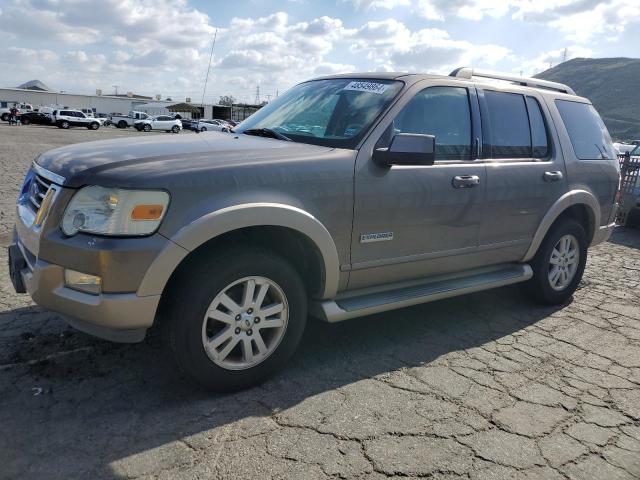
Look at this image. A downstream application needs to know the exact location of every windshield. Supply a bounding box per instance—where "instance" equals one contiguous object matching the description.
[631,144,640,156]
[235,78,403,148]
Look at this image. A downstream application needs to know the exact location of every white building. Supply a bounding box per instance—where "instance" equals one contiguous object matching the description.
[0,84,227,119]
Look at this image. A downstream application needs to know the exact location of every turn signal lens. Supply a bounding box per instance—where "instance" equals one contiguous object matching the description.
[131,204,164,221]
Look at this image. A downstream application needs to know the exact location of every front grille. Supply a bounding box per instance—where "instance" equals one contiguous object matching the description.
[27,174,53,215]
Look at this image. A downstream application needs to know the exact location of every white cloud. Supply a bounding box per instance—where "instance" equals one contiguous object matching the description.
[349,23,511,73]
[344,0,410,11]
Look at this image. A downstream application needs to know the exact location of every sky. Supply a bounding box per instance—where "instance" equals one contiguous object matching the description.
[0,0,639,104]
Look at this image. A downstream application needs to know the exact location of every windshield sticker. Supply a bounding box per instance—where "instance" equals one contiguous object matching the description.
[343,81,390,94]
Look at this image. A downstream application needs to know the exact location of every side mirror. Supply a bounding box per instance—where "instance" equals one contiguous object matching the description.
[373,133,436,166]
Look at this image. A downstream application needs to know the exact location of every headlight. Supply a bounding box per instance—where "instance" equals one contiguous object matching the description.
[61,186,169,236]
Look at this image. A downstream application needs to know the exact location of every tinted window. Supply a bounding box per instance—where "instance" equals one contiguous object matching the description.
[484,91,530,159]
[555,100,614,160]
[526,97,550,158]
[60,111,71,116]
[392,86,472,160]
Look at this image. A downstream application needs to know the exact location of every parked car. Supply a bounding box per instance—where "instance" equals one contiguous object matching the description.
[111,111,151,128]
[179,118,197,131]
[52,109,101,129]
[8,69,619,391]
[195,119,230,132]
[134,115,182,133]
[17,112,53,126]
[0,103,33,121]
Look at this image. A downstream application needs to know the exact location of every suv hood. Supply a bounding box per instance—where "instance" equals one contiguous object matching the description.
[35,132,337,188]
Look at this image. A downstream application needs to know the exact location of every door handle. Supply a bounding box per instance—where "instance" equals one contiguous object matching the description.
[543,171,563,182]
[452,175,480,188]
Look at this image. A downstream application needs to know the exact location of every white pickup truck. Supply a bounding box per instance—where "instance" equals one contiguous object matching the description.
[0,103,33,121]
[111,111,150,128]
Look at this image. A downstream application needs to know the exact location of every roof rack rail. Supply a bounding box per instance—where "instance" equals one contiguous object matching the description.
[449,67,576,95]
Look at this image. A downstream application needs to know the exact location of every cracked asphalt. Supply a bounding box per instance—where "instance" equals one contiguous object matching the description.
[1,123,639,479]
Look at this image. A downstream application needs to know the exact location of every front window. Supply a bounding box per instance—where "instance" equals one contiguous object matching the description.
[235,78,403,148]
[631,144,640,157]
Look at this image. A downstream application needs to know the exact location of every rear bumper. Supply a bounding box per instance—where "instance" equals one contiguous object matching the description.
[9,240,160,343]
[591,222,615,246]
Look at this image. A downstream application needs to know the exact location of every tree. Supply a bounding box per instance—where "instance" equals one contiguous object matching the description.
[219,95,236,106]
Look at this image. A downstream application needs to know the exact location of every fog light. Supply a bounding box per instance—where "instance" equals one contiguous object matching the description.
[64,269,102,295]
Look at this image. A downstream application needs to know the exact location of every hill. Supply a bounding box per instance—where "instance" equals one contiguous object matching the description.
[536,57,640,141]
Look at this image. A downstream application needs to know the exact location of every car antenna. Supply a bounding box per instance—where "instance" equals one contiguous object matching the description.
[200,28,218,119]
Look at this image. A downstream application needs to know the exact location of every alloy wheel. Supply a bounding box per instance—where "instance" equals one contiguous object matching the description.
[201,276,289,370]
[548,234,579,291]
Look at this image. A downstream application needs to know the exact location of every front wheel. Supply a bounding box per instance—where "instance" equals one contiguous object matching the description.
[171,125,180,133]
[526,219,587,305]
[162,247,307,391]
[143,124,151,132]
[88,122,99,130]
[1,113,8,122]
[21,118,30,125]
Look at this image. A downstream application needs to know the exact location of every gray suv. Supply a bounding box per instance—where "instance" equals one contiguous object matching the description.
[8,68,619,391]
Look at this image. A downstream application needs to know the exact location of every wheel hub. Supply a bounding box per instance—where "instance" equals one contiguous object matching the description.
[238,312,253,331]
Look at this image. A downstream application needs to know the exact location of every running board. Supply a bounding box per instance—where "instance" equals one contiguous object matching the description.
[313,264,532,323]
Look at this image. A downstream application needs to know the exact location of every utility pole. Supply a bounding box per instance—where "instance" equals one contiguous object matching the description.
[254,85,260,105]
[562,47,568,63]
[112,85,119,96]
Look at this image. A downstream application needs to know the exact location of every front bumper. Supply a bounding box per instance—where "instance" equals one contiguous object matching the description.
[9,236,161,343]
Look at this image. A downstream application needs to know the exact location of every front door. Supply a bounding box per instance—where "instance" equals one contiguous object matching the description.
[349,83,488,290]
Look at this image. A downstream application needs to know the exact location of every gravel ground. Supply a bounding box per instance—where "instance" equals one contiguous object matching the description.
[1,122,639,479]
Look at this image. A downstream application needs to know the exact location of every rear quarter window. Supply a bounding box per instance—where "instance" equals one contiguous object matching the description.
[555,100,615,160]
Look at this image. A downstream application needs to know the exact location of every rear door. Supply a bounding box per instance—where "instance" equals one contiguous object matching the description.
[477,88,566,260]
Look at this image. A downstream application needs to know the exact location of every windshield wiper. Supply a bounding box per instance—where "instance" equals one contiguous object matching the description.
[242,127,293,142]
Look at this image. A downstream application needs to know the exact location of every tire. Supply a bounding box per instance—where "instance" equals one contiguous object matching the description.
[222,128,228,133]
[162,247,308,391]
[201,127,207,132]
[1,113,8,122]
[21,118,30,125]
[60,121,70,129]
[117,120,127,129]
[526,219,588,305]
[89,122,99,130]
[143,124,151,132]
[171,125,180,133]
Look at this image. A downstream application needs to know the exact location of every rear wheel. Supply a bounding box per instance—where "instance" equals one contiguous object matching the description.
[21,118,30,125]
[201,127,207,132]
[526,219,587,305]
[1,113,8,122]
[117,120,127,129]
[59,120,70,129]
[162,247,307,391]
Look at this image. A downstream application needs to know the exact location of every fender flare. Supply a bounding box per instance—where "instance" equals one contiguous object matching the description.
[522,189,600,262]
[137,203,341,299]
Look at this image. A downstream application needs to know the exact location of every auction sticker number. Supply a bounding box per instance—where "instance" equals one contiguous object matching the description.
[343,81,390,94]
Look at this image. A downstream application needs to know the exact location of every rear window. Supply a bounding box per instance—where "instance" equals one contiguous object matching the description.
[555,100,615,160]
[483,91,531,159]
